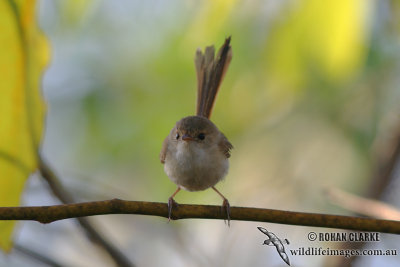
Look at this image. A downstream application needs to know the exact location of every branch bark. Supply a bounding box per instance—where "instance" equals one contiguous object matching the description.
[0,199,399,234]
[38,157,134,267]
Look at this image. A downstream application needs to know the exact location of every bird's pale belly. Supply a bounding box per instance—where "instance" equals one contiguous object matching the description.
[164,143,229,191]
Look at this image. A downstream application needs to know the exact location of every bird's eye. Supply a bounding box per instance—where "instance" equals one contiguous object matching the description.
[175,133,180,140]
[198,133,205,140]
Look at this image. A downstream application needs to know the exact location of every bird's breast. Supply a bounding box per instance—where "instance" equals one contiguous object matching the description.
[164,142,229,191]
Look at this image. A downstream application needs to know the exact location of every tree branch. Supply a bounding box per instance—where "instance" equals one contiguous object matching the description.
[0,199,399,234]
[38,157,134,267]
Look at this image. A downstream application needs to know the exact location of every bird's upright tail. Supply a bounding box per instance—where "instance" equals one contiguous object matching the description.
[195,37,232,119]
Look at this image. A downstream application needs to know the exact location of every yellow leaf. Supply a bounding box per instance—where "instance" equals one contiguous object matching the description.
[265,0,372,87]
[0,0,48,251]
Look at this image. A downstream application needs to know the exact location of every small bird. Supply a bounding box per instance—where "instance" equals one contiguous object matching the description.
[160,37,233,224]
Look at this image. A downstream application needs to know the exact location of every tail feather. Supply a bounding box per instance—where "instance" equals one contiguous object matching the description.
[195,37,232,118]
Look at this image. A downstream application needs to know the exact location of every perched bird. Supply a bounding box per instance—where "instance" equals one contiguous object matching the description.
[160,37,233,224]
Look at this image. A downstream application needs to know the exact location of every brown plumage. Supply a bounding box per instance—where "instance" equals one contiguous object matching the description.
[160,37,233,224]
[195,37,232,119]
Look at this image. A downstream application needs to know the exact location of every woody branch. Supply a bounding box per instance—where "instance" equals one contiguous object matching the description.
[0,199,399,234]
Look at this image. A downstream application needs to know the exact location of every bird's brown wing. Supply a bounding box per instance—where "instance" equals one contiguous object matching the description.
[160,137,169,164]
[219,134,233,158]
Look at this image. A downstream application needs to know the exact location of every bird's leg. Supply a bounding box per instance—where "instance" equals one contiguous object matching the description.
[212,186,230,226]
[168,187,181,222]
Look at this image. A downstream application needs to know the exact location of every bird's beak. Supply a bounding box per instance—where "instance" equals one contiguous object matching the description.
[182,134,194,141]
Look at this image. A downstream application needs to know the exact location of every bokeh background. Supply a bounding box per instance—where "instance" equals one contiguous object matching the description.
[1,0,400,266]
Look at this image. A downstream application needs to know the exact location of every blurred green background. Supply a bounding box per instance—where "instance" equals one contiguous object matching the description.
[4,0,400,266]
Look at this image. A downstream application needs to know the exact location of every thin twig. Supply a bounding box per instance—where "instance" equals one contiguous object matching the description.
[369,123,400,199]
[14,244,63,267]
[327,187,400,220]
[335,122,400,267]
[38,157,134,267]
[0,199,399,234]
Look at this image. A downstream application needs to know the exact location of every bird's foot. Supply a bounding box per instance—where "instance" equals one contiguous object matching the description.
[167,197,178,222]
[222,198,231,227]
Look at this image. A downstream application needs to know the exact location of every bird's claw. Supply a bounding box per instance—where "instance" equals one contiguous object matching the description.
[222,198,231,227]
[168,197,178,222]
